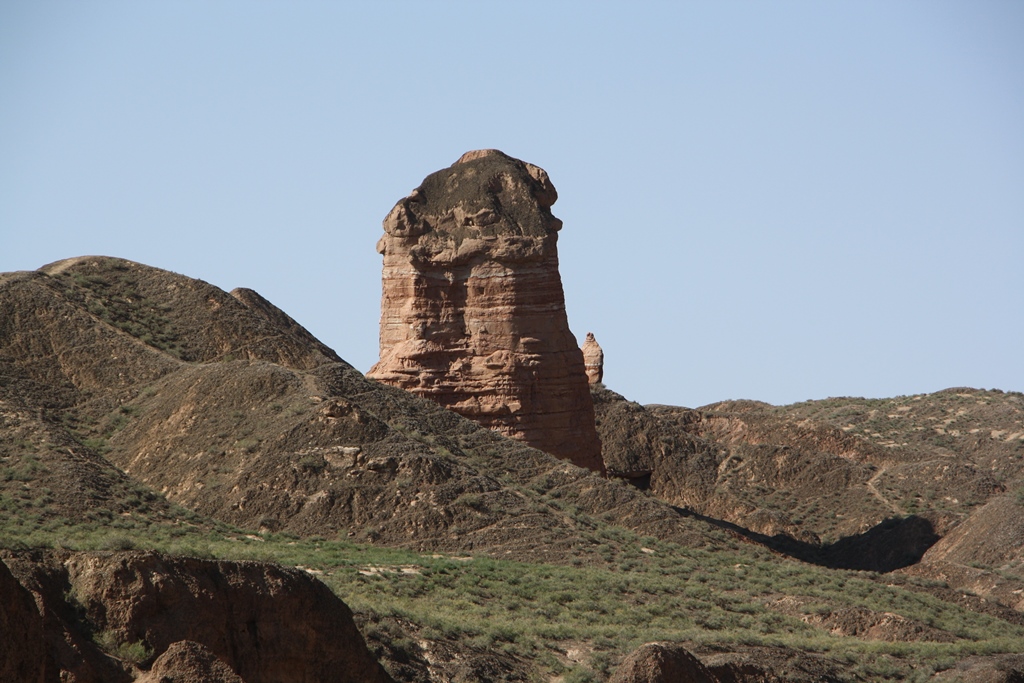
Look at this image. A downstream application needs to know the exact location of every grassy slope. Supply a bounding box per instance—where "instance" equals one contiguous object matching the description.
[3,502,1023,682]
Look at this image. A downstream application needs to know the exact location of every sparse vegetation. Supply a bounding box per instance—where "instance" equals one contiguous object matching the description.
[94,630,153,664]
[298,453,327,473]
[3,258,1023,681]
[54,262,186,358]
[2,506,1023,680]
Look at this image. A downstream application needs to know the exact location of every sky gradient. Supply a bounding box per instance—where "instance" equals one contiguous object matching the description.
[2,1,1022,408]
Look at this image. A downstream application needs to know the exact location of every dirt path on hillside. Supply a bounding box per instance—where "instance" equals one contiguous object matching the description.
[866,467,903,515]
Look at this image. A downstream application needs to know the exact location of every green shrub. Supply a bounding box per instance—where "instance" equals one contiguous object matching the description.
[297,454,327,473]
[95,630,153,664]
[100,535,137,551]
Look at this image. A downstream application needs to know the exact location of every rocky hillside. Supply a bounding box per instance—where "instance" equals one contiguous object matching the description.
[0,256,718,559]
[593,384,1024,604]
[3,255,1024,682]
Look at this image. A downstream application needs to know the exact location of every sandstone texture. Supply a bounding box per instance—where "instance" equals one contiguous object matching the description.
[135,640,245,683]
[0,550,394,683]
[591,385,1024,574]
[581,332,604,385]
[368,150,604,473]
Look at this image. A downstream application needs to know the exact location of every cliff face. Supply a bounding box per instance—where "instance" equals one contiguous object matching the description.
[368,150,604,473]
[0,550,394,683]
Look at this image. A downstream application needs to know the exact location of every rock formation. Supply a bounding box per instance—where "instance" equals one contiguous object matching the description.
[136,641,245,683]
[368,149,604,473]
[0,559,47,683]
[581,332,604,384]
[609,643,715,683]
[0,550,395,683]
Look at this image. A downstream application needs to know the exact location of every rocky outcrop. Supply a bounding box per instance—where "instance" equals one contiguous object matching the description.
[920,494,1024,569]
[581,332,604,384]
[68,552,393,683]
[0,558,48,683]
[609,643,715,683]
[136,641,245,683]
[611,642,861,683]
[0,550,394,683]
[930,655,1024,683]
[368,149,604,473]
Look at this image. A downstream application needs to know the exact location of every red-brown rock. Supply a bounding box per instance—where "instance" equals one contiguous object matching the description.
[0,558,48,683]
[368,149,604,473]
[581,332,604,385]
[0,550,393,683]
[65,552,393,683]
[135,640,245,683]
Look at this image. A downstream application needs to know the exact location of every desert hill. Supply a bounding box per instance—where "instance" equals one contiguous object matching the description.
[3,255,1024,681]
[594,385,1024,602]
[0,256,722,558]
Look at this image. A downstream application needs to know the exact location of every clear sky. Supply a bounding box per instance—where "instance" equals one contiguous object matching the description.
[2,1,1022,408]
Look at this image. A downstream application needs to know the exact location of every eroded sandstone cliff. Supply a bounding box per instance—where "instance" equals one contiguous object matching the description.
[368,150,604,473]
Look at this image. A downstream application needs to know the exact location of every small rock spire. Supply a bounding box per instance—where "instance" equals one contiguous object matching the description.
[581,332,604,385]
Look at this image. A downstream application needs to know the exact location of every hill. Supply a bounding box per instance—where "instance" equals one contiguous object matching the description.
[2,256,1024,682]
[594,386,1024,602]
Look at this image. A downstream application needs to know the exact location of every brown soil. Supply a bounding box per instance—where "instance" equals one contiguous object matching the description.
[930,654,1024,683]
[355,612,531,683]
[135,641,245,683]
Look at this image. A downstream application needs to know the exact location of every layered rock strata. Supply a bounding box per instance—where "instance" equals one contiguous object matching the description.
[368,149,604,473]
[581,332,604,384]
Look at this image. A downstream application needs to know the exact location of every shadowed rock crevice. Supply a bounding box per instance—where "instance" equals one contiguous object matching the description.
[675,507,940,572]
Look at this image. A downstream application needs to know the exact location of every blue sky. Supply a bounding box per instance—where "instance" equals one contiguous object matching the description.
[2,1,1022,407]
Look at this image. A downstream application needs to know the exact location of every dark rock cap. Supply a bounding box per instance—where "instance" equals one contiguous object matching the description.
[381,149,562,251]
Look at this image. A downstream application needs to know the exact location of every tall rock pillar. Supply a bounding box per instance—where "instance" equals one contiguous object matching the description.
[368,149,605,474]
